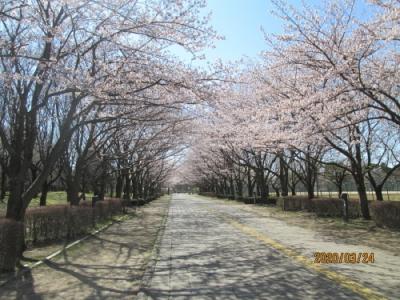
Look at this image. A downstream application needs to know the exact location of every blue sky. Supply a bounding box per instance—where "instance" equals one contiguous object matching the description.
[180,0,371,65]
[192,0,310,64]
[203,0,276,62]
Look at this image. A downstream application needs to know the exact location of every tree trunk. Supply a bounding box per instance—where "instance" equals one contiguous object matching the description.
[6,149,28,221]
[131,174,138,199]
[375,185,384,201]
[39,180,49,206]
[123,173,131,200]
[109,183,114,197]
[66,176,80,205]
[257,170,267,200]
[229,176,235,197]
[138,177,144,198]
[5,174,27,264]
[116,174,123,198]
[98,162,107,200]
[247,168,253,197]
[224,178,229,196]
[337,184,343,199]
[353,143,371,220]
[66,174,80,205]
[0,168,6,201]
[306,184,315,199]
[236,179,243,198]
[279,155,289,197]
[273,186,280,197]
[356,178,370,219]
[30,166,39,198]
[81,175,86,200]
[305,151,316,199]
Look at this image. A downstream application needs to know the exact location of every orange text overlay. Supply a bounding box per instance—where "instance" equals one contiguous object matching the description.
[314,252,375,264]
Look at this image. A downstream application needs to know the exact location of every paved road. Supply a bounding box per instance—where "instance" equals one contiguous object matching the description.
[138,194,399,300]
[1,194,398,299]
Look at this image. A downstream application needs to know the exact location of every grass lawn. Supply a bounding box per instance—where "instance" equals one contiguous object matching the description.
[0,191,94,216]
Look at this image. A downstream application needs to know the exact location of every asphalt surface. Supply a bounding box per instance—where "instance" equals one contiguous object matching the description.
[1,194,398,300]
[138,194,395,300]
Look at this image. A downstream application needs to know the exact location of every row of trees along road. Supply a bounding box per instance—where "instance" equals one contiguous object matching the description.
[179,0,400,220]
[0,0,221,260]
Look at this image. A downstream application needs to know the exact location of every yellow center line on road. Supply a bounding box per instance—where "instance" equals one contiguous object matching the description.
[201,204,386,300]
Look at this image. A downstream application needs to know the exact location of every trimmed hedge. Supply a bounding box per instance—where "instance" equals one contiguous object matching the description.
[132,198,147,206]
[241,197,278,205]
[301,198,315,211]
[0,195,168,272]
[198,192,217,197]
[277,196,308,211]
[243,197,255,204]
[127,193,163,206]
[23,198,125,245]
[312,198,342,217]
[0,219,24,271]
[312,198,362,218]
[371,201,400,229]
[256,197,278,205]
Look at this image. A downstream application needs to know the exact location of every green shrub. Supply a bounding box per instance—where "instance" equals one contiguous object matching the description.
[371,201,400,229]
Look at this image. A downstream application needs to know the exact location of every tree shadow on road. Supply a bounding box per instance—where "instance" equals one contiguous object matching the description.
[0,267,43,300]
[0,220,160,299]
[139,242,369,300]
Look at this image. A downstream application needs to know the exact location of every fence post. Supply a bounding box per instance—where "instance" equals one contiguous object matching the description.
[341,193,349,222]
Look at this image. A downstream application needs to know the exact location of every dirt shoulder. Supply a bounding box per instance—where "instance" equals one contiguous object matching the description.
[215,197,400,255]
[0,195,171,299]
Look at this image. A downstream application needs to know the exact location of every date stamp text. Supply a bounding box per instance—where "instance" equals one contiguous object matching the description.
[314,252,375,264]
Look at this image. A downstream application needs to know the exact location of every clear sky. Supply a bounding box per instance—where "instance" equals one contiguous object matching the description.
[182,0,370,65]
[202,0,276,62]
[191,0,308,64]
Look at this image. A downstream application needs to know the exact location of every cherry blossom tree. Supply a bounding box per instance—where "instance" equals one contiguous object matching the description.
[0,0,219,269]
[0,0,218,222]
